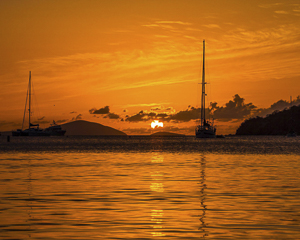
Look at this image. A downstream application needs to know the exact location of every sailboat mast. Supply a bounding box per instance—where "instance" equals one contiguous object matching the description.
[28,71,31,129]
[201,40,206,125]
[21,84,29,130]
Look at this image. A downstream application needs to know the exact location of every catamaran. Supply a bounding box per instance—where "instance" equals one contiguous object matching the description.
[195,40,216,138]
[12,72,50,136]
[44,120,66,136]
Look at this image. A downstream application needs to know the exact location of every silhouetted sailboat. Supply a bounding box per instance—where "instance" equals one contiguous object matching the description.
[195,40,216,138]
[12,72,50,136]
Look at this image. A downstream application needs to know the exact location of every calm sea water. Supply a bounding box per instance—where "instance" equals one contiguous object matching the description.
[1,136,300,239]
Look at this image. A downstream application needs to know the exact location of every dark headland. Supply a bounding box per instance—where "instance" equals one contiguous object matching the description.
[236,105,300,135]
[150,131,185,137]
[61,120,127,136]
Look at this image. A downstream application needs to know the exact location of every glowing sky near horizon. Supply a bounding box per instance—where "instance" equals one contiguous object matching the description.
[1,0,300,134]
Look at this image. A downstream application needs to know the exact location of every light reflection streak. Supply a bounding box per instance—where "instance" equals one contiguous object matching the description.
[26,158,33,238]
[150,153,165,237]
[151,154,164,163]
[151,210,165,237]
[199,155,208,238]
[150,182,164,192]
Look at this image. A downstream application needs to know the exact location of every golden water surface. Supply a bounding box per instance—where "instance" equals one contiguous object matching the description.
[1,137,300,239]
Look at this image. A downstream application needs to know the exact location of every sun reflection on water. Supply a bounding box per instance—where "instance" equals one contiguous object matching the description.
[151,154,164,163]
[151,209,165,237]
[150,182,164,192]
[151,171,164,192]
[150,153,165,237]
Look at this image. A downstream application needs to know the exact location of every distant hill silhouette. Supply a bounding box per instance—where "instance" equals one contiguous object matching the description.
[236,105,300,135]
[61,120,126,136]
[150,131,185,136]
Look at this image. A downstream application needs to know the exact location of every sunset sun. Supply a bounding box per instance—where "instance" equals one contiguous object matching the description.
[151,120,163,129]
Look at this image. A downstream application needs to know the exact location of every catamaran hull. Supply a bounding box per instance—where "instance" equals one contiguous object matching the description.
[12,129,51,136]
[44,125,66,136]
[19,129,51,136]
[12,130,21,136]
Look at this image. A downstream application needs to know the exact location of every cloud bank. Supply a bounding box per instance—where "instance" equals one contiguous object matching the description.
[124,94,258,123]
[89,106,120,119]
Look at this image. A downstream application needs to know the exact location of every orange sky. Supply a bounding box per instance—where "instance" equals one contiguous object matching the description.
[1,0,300,134]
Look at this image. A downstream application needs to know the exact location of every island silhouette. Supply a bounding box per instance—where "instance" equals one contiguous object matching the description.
[150,132,185,137]
[61,120,126,136]
[236,105,300,135]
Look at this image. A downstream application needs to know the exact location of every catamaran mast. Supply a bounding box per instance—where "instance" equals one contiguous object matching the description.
[201,40,206,126]
[28,71,31,129]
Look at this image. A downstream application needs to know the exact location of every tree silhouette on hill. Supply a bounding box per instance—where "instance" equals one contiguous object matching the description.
[236,105,300,135]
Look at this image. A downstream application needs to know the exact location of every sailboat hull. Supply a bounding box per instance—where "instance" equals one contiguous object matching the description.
[195,128,216,138]
[195,131,216,138]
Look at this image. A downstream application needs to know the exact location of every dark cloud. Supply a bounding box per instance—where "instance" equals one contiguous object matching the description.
[157,113,169,119]
[256,96,300,117]
[104,113,120,119]
[89,106,110,114]
[270,100,290,110]
[125,111,166,122]
[125,94,258,123]
[125,107,202,122]
[89,105,121,120]
[70,111,77,114]
[170,107,201,122]
[72,114,82,121]
[55,119,68,124]
[76,114,83,120]
[124,94,300,124]
[125,111,147,122]
[33,116,50,125]
[125,106,203,122]
[211,94,257,120]
[150,106,175,113]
